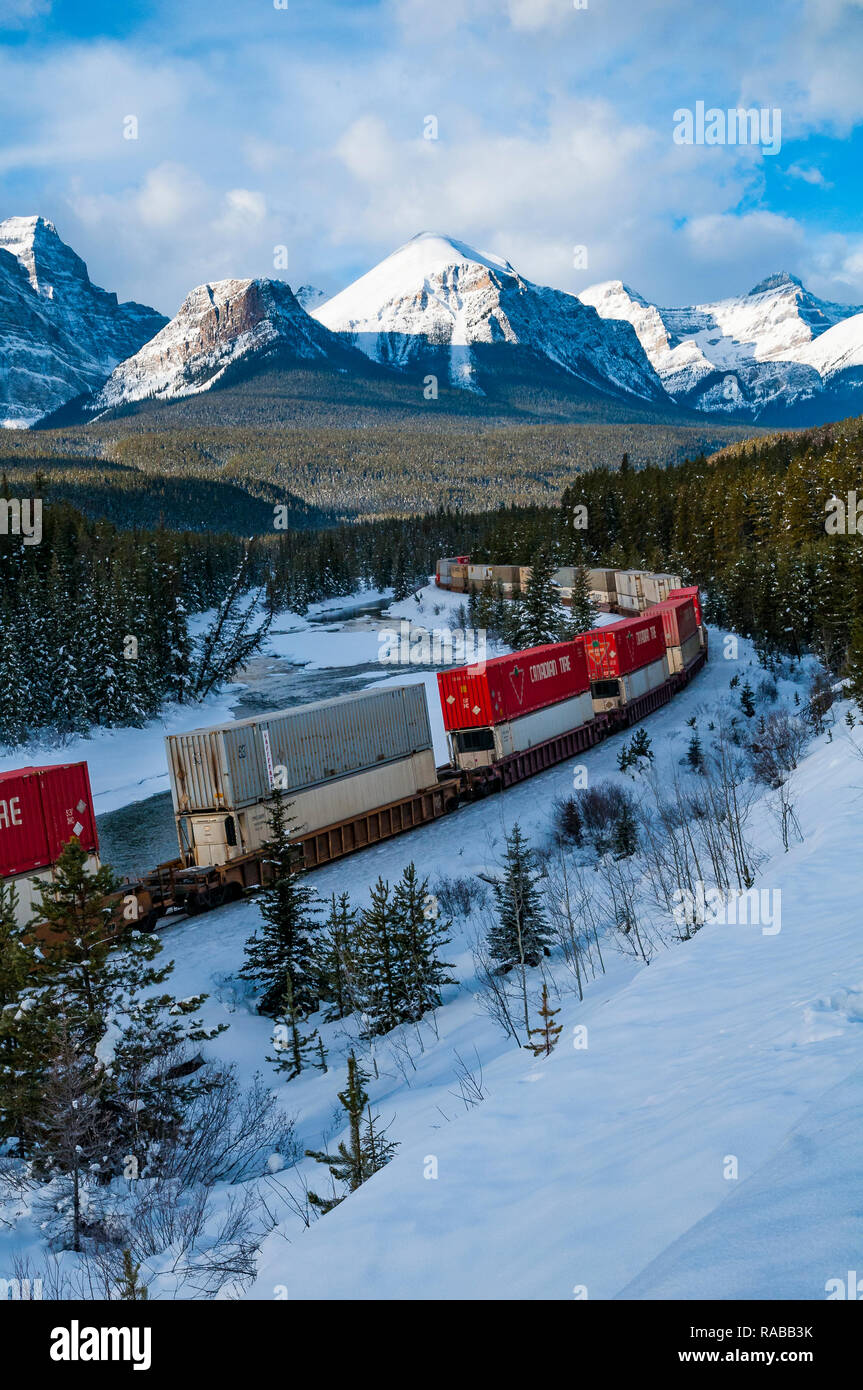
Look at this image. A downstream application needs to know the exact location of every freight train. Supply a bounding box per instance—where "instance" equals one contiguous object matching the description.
[0,576,707,931]
[435,557,690,615]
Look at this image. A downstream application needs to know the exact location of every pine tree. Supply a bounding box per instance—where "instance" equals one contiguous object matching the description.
[27,839,222,1176]
[612,801,639,857]
[528,982,563,1057]
[844,621,863,713]
[567,563,600,636]
[268,969,319,1080]
[740,680,756,717]
[0,880,51,1149]
[317,892,358,1021]
[486,824,551,970]
[687,731,704,771]
[118,1249,149,1300]
[306,1053,397,1213]
[241,787,321,1016]
[353,878,401,1037]
[391,863,455,1022]
[520,546,563,646]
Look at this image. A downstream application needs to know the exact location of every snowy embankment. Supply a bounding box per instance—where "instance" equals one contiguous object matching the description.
[238,662,863,1301]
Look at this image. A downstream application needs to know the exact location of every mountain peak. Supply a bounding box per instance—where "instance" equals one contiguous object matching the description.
[748,272,804,296]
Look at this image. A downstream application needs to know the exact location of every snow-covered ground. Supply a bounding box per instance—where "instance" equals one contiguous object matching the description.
[3,586,859,1301]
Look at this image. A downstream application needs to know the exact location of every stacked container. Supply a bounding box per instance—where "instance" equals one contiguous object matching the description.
[448,562,469,592]
[0,763,100,926]
[435,555,469,587]
[642,572,683,606]
[613,570,651,612]
[578,614,668,711]
[438,641,594,770]
[166,685,437,867]
[668,585,703,628]
[587,569,617,610]
[649,595,701,673]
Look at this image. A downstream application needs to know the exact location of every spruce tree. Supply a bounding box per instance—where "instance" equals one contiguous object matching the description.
[486,824,551,970]
[392,863,455,1022]
[306,1053,397,1214]
[612,801,639,858]
[353,878,401,1037]
[118,1249,149,1301]
[567,564,600,636]
[687,731,704,771]
[521,546,563,646]
[268,969,318,1080]
[317,892,358,1022]
[740,680,756,718]
[241,787,321,1016]
[528,983,563,1057]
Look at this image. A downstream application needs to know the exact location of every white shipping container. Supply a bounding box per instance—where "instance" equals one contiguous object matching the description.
[184,751,438,866]
[665,631,702,674]
[623,655,669,700]
[7,856,102,929]
[496,690,595,758]
[166,684,433,815]
[642,573,683,605]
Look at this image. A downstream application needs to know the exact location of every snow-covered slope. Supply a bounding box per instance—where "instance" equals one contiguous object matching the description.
[91,276,366,411]
[314,232,669,403]
[0,216,167,427]
[579,272,863,421]
[236,640,863,1300]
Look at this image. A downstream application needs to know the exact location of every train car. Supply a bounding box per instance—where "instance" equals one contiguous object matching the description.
[435,555,469,588]
[613,569,652,613]
[650,594,701,674]
[642,572,683,607]
[668,585,704,629]
[165,684,441,870]
[438,640,594,774]
[579,612,668,713]
[0,763,100,929]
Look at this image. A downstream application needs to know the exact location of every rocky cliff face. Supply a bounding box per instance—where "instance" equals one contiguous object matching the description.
[91,275,367,411]
[0,216,167,427]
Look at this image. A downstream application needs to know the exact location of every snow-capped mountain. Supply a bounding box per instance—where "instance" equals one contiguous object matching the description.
[313,232,668,404]
[579,273,863,421]
[90,275,367,413]
[294,284,328,312]
[0,216,167,427]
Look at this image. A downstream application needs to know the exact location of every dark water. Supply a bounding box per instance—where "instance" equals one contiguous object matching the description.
[95,596,422,880]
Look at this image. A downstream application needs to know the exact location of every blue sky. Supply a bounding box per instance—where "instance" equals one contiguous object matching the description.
[1,0,861,315]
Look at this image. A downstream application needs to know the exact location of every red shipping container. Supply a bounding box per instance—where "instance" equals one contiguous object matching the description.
[650,596,698,649]
[0,762,98,879]
[0,767,52,877]
[668,586,702,627]
[579,614,666,681]
[38,762,98,863]
[438,640,589,731]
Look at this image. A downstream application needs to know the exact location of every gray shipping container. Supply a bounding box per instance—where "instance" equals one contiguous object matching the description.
[166,684,434,815]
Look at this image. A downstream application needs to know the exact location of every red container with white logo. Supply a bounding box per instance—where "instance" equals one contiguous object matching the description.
[0,762,98,879]
[437,640,590,731]
[579,614,666,681]
[668,586,702,627]
[650,596,698,649]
